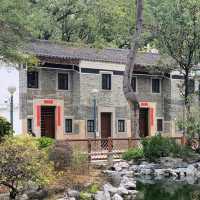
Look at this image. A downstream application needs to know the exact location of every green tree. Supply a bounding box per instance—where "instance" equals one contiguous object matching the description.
[0,136,55,199]
[0,116,13,141]
[148,0,200,117]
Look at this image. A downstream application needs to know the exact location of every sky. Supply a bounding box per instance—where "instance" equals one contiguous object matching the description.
[0,62,21,133]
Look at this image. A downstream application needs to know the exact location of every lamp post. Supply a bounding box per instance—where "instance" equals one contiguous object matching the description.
[8,86,16,130]
[91,89,99,138]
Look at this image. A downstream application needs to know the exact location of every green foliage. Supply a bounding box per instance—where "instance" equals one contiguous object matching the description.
[122,148,144,161]
[80,192,92,200]
[0,116,13,140]
[0,136,55,199]
[86,183,100,194]
[142,135,194,161]
[71,148,88,174]
[37,136,54,149]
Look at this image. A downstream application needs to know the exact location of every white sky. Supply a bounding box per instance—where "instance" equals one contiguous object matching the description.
[0,63,19,105]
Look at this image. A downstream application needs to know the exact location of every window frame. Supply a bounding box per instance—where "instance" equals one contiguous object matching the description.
[101,72,112,91]
[27,118,33,133]
[57,72,69,91]
[27,71,39,89]
[131,76,137,93]
[65,118,73,134]
[87,120,95,133]
[118,119,126,133]
[151,78,161,94]
[156,118,164,132]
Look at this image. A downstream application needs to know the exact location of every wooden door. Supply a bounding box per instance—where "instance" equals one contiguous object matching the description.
[101,112,111,138]
[41,106,55,138]
[139,108,149,137]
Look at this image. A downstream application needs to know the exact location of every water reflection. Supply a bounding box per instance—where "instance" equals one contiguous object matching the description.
[135,180,200,200]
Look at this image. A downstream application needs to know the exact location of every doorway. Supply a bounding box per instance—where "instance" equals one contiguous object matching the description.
[101,112,112,138]
[139,108,149,137]
[41,106,55,138]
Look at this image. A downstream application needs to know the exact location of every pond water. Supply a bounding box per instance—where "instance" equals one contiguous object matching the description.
[135,180,200,200]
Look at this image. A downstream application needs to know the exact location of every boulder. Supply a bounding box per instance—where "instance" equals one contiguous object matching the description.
[26,189,48,200]
[67,189,80,198]
[95,191,106,200]
[112,194,123,200]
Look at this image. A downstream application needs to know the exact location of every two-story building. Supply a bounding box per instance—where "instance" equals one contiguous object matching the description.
[19,40,188,140]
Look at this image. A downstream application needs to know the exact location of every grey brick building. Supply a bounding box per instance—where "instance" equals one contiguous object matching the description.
[19,40,189,139]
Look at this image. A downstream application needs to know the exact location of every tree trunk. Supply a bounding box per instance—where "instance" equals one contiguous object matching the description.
[184,70,190,118]
[123,0,143,138]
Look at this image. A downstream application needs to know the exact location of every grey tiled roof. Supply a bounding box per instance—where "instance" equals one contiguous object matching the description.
[27,40,166,66]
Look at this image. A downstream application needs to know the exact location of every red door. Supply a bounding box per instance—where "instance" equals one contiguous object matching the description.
[139,108,149,137]
[41,106,55,138]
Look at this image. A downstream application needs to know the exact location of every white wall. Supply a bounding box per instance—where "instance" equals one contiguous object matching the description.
[0,63,21,134]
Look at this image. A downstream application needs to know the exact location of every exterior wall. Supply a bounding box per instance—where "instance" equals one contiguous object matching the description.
[19,59,184,139]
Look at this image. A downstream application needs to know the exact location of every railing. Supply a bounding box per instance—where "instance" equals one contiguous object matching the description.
[64,137,183,161]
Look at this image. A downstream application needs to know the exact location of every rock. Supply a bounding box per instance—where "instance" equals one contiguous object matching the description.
[108,172,122,187]
[103,184,118,194]
[159,157,187,169]
[186,165,197,176]
[103,185,111,200]
[112,194,123,200]
[113,162,129,171]
[120,177,136,190]
[117,186,129,195]
[95,191,106,200]
[26,189,48,200]
[67,189,80,198]
[18,194,29,200]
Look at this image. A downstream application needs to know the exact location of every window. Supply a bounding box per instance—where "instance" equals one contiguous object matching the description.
[87,120,95,132]
[102,74,111,90]
[27,71,38,88]
[65,119,72,133]
[118,120,125,132]
[188,79,195,94]
[27,118,32,132]
[58,73,69,90]
[131,77,137,92]
[152,78,160,93]
[157,119,163,132]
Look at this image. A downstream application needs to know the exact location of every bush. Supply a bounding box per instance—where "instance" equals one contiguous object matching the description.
[37,137,54,149]
[142,135,195,161]
[0,116,13,141]
[122,148,144,161]
[0,136,55,199]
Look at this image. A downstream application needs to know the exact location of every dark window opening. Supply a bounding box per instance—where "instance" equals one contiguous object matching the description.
[152,79,160,93]
[27,71,38,88]
[27,118,32,132]
[58,73,69,90]
[157,119,163,132]
[65,119,72,133]
[188,79,195,94]
[131,77,136,92]
[87,120,95,132]
[102,74,111,90]
[118,120,125,132]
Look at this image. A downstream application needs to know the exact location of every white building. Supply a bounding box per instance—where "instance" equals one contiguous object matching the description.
[0,63,21,134]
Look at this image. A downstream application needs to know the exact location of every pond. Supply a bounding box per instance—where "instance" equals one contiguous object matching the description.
[135,180,200,200]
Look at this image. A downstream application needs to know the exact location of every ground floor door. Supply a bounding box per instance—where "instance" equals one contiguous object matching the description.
[101,112,112,138]
[41,106,55,138]
[139,108,149,137]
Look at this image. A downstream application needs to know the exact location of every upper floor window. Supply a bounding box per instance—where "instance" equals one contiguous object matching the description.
[131,77,137,92]
[102,74,111,90]
[152,78,160,93]
[27,71,38,88]
[188,79,195,94]
[58,73,68,90]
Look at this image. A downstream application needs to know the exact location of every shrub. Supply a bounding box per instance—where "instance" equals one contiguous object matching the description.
[49,140,73,169]
[122,148,144,161]
[0,136,55,199]
[0,116,13,141]
[142,135,195,161]
[37,137,54,149]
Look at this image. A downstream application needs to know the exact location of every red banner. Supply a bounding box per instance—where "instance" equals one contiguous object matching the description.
[150,108,154,127]
[57,106,61,127]
[36,105,41,127]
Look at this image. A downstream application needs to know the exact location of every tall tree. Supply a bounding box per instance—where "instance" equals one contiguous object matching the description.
[149,0,200,118]
[123,0,143,138]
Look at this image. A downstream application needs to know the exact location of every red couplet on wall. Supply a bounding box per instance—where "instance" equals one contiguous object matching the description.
[57,106,61,127]
[150,108,154,127]
[36,105,41,127]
